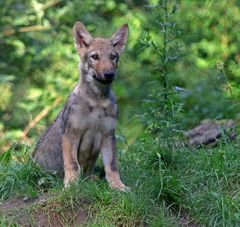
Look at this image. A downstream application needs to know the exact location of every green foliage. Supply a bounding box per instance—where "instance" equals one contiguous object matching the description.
[139,0,185,145]
[174,0,240,124]
[1,0,240,225]
[0,216,16,227]
[139,0,240,144]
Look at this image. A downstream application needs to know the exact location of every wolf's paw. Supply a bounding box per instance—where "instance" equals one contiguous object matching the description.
[110,180,131,192]
[124,186,131,192]
[64,172,79,188]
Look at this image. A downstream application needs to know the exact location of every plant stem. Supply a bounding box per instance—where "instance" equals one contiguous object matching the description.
[162,0,168,115]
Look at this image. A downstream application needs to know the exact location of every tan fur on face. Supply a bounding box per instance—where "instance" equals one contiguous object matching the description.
[85,38,117,81]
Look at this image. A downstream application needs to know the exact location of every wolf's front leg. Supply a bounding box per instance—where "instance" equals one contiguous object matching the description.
[62,133,81,187]
[101,133,129,192]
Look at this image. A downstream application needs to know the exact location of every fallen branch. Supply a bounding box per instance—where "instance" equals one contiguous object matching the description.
[184,119,237,148]
[21,97,62,140]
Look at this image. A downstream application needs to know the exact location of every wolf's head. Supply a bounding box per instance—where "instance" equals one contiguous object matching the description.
[73,21,128,86]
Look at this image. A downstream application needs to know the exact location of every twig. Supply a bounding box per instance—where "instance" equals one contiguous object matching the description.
[21,97,62,140]
[2,0,60,36]
[19,25,51,33]
[3,25,51,36]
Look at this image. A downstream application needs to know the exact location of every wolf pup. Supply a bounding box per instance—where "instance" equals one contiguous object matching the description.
[33,21,129,192]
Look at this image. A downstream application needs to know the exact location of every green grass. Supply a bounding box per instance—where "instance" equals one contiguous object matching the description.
[0,216,17,227]
[0,138,240,226]
[0,149,62,200]
[173,143,240,226]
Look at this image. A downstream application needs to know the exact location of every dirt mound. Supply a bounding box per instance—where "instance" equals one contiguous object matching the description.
[0,194,89,226]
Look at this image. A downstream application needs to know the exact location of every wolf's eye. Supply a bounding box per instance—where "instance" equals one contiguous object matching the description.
[91,54,99,60]
[110,54,117,60]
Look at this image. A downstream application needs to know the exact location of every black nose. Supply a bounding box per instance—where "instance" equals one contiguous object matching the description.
[103,72,115,80]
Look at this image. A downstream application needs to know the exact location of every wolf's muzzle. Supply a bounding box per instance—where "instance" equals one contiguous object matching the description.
[93,72,115,85]
[103,72,115,81]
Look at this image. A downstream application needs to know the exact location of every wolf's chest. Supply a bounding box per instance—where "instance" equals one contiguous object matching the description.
[70,103,117,136]
[69,104,116,161]
[86,108,116,134]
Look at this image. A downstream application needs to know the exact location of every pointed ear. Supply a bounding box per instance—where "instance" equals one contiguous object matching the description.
[73,21,93,52]
[110,24,129,54]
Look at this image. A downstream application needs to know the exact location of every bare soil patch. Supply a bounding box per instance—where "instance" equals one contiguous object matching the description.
[0,194,90,226]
